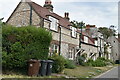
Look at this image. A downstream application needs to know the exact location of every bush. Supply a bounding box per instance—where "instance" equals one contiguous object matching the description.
[86,58,107,67]
[65,59,76,69]
[2,25,52,70]
[49,55,66,73]
[78,56,85,66]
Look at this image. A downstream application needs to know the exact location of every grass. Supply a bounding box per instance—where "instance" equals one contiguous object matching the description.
[2,75,59,78]
[2,65,117,78]
[63,65,114,78]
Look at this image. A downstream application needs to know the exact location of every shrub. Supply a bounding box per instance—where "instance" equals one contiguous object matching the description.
[65,59,76,69]
[2,25,52,70]
[49,55,66,73]
[86,58,107,67]
[78,56,85,65]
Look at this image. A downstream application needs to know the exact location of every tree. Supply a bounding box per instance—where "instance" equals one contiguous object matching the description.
[98,26,117,39]
[71,20,85,29]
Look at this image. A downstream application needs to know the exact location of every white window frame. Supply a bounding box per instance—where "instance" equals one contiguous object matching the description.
[71,27,77,38]
[68,48,74,60]
[51,44,59,54]
[49,16,58,31]
[95,40,98,46]
[84,36,88,43]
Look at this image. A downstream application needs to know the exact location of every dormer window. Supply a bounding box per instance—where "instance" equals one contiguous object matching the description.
[49,16,58,31]
[71,27,77,38]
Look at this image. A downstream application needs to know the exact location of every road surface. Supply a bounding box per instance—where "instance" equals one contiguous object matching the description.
[96,66,120,78]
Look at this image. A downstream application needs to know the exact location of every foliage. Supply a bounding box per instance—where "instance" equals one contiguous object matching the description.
[2,25,52,70]
[65,59,76,69]
[71,20,85,29]
[85,57,114,67]
[78,56,85,66]
[49,55,66,73]
[98,26,116,39]
[104,44,109,58]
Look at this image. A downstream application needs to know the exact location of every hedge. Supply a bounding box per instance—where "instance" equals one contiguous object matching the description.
[2,25,52,70]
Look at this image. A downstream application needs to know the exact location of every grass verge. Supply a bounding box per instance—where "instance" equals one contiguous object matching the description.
[63,65,114,78]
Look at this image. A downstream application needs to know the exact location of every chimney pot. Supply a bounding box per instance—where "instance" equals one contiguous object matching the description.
[64,12,70,20]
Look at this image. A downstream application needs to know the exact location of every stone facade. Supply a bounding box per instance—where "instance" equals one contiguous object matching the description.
[7,2,41,27]
[81,43,98,61]
[107,36,119,61]
[6,0,102,61]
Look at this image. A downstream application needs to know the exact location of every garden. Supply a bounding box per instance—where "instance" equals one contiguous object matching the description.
[2,24,115,78]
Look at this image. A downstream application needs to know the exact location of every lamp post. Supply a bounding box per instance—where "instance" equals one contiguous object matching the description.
[79,21,85,49]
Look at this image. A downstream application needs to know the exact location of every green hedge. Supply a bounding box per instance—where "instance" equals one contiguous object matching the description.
[2,25,52,70]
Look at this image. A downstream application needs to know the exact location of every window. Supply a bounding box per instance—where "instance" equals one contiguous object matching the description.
[95,40,97,46]
[114,41,115,43]
[84,36,88,43]
[68,48,75,60]
[49,16,58,31]
[71,27,77,38]
[50,44,59,54]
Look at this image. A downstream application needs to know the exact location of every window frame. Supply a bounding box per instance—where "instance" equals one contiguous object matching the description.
[68,48,75,60]
[71,27,77,38]
[50,44,59,55]
[84,36,88,43]
[49,16,59,31]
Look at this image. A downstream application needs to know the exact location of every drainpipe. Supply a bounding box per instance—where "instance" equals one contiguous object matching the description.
[99,37,102,57]
[59,25,61,55]
[30,5,32,25]
[79,22,83,49]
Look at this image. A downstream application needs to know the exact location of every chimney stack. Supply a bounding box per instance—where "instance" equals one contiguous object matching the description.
[86,24,96,29]
[43,0,54,12]
[86,24,90,29]
[64,12,70,21]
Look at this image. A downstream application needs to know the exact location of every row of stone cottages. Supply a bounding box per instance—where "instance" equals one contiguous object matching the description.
[6,0,112,62]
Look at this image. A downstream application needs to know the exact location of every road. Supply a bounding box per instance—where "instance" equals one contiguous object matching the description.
[96,66,120,78]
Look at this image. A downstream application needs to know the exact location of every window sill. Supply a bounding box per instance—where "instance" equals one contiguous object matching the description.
[71,36,77,39]
[50,29,58,33]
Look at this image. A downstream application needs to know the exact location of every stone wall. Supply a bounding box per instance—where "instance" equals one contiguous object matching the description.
[107,36,119,61]
[7,2,41,27]
[81,43,98,60]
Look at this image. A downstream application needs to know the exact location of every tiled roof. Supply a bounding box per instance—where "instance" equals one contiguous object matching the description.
[77,29,95,45]
[27,1,71,29]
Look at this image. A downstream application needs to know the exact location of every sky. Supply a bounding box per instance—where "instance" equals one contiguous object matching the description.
[0,0,119,32]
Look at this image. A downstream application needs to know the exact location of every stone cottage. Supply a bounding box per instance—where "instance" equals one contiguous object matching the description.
[82,25,105,58]
[6,0,99,61]
[107,36,119,62]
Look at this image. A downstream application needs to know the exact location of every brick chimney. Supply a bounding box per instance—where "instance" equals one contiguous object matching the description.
[64,12,70,20]
[86,25,90,29]
[43,0,54,12]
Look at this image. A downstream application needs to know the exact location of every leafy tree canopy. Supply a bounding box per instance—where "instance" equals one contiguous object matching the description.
[71,20,85,29]
[98,25,117,39]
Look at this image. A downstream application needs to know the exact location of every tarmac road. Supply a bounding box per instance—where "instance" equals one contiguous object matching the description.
[96,66,120,78]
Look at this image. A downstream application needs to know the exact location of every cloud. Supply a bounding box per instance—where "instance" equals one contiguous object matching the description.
[54,2,118,28]
[0,0,118,28]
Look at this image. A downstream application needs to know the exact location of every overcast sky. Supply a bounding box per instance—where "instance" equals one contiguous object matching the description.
[0,0,119,31]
